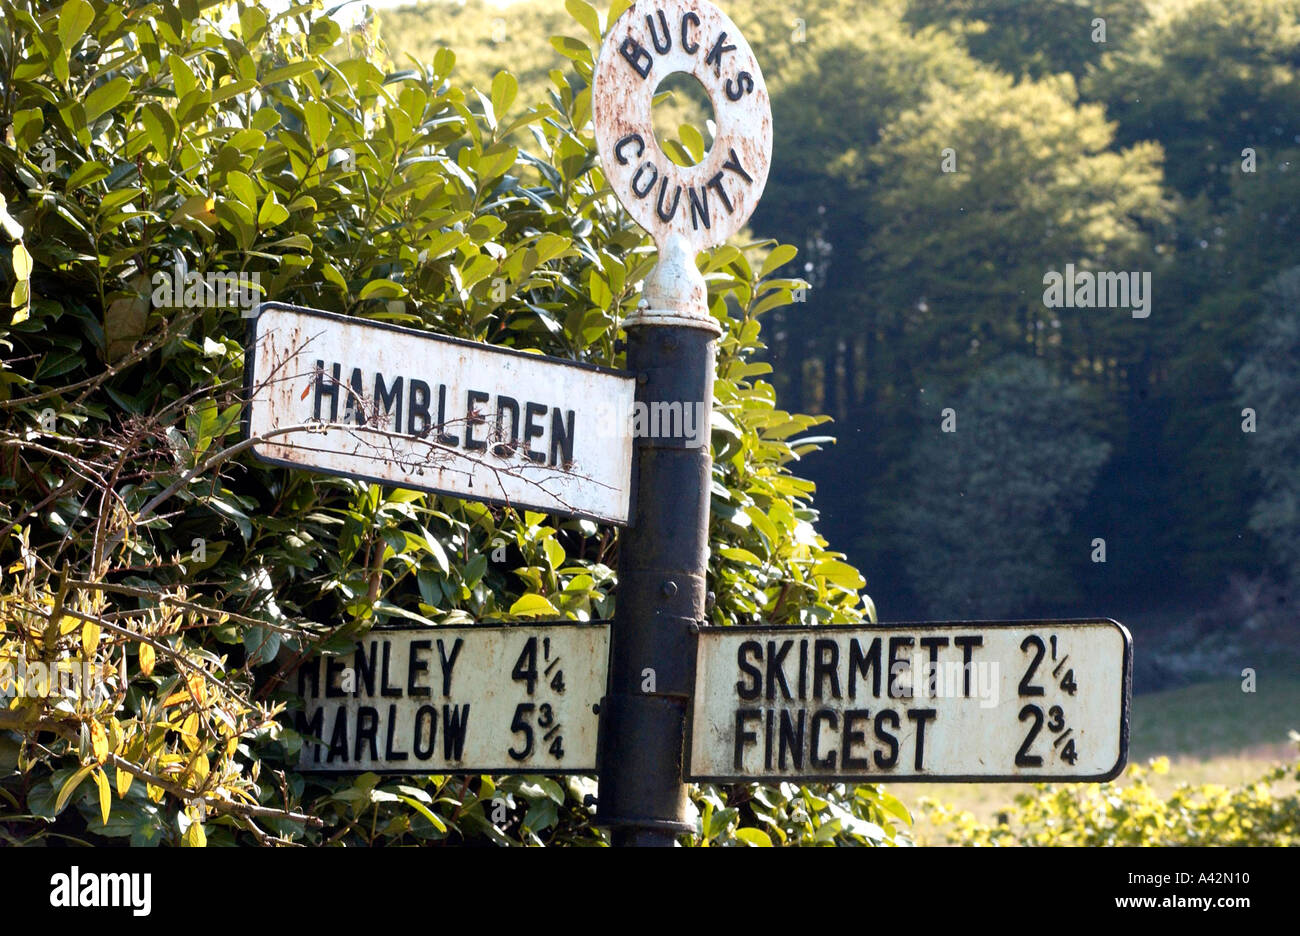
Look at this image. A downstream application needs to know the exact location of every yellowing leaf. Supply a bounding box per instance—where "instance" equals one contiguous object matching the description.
[170,193,217,225]
[186,671,207,705]
[735,827,774,847]
[82,620,100,656]
[90,720,109,765]
[115,765,133,799]
[11,242,33,281]
[138,642,155,676]
[183,819,207,847]
[94,767,111,825]
[507,594,559,617]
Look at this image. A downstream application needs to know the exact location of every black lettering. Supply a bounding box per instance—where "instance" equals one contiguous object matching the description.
[645,9,671,53]
[347,367,365,424]
[734,709,759,769]
[778,709,805,770]
[325,656,347,698]
[294,707,324,763]
[797,638,808,700]
[810,709,837,768]
[764,709,774,770]
[384,703,409,761]
[955,635,982,697]
[442,704,470,760]
[680,11,700,53]
[355,706,379,761]
[725,71,754,101]
[614,132,645,166]
[436,383,458,445]
[523,402,547,463]
[908,708,937,770]
[842,708,870,770]
[848,637,883,699]
[493,395,520,456]
[632,161,658,198]
[550,408,575,467]
[464,390,489,451]
[919,636,948,697]
[722,146,753,184]
[298,657,320,699]
[656,178,681,222]
[814,638,841,700]
[374,373,403,429]
[688,185,710,230]
[407,639,432,698]
[380,640,402,698]
[354,642,377,697]
[888,636,914,699]
[313,361,341,421]
[736,641,762,700]
[327,707,349,763]
[874,710,900,768]
[705,171,733,214]
[619,36,653,79]
[437,637,463,697]
[407,379,431,436]
[413,705,437,759]
[704,31,736,76]
[765,639,794,700]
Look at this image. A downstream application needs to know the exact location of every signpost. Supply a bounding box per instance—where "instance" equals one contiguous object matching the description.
[591,0,773,845]
[244,302,636,525]
[687,620,1131,783]
[255,0,1135,849]
[296,624,609,773]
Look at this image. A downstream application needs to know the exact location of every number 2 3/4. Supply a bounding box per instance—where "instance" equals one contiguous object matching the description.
[1016,635,1078,768]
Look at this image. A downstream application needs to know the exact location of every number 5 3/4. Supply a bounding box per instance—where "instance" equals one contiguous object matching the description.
[508,702,565,761]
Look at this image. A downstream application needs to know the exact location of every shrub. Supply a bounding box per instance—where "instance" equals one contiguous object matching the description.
[923,746,1300,846]
[0,0,901,846]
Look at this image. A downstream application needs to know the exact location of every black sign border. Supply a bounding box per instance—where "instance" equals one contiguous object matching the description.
[294,621,612,776]
[241,301,636,526]
[683,618,1133,784]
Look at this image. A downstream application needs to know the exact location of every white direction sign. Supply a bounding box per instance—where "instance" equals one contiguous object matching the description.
[296,624,609,773]
[244,302,636,524]
[687,619,1131,783]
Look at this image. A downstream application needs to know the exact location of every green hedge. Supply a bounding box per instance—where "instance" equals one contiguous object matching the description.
[0,0,904,846]
[923,745,1300,846]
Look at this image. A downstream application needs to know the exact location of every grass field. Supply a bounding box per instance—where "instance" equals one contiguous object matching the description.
[890,676,1300,845]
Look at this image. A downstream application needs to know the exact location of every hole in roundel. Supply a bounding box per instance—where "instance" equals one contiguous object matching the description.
[651,71,716,168]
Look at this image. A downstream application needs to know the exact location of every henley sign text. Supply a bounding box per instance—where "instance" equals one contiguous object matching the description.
[297,624,609,773]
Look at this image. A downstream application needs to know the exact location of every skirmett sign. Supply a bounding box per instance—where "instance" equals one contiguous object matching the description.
[687,619,1131,783]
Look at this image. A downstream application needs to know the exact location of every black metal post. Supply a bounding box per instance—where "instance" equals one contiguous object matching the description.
[596,323,715,846]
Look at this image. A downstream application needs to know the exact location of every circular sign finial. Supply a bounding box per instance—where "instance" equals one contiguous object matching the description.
[593,0,773,261]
